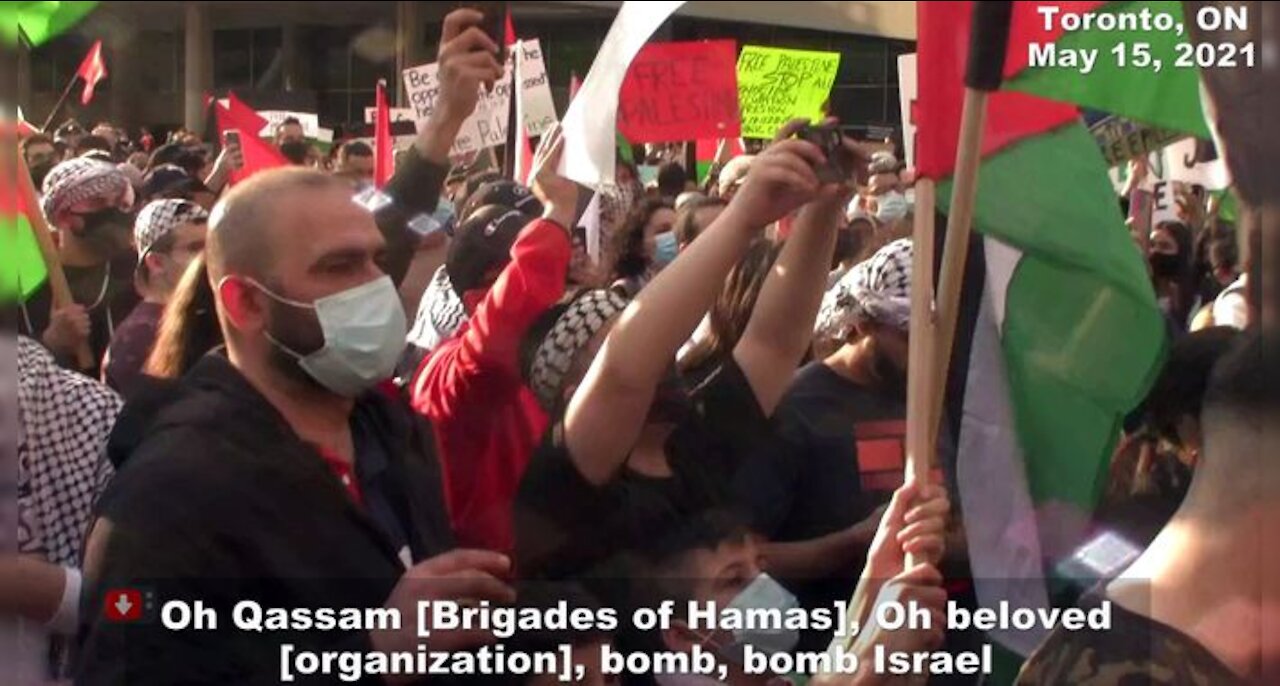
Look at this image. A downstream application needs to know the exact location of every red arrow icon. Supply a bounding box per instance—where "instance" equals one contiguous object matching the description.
[103,588,143,622]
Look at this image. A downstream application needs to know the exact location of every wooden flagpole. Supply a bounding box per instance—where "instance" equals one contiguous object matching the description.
[15,148,95,370]
[924,2,1013,461]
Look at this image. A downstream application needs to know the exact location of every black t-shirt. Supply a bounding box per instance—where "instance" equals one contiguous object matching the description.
[19,252,140,379]
[731,362,902,646]
[514,358,770,592]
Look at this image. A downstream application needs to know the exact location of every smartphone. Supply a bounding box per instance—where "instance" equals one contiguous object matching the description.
[465,2,507,62]
[222,129,241,150]
[797,123,854,184]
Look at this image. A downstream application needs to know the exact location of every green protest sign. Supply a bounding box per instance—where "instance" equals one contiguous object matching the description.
[737,46,840,139]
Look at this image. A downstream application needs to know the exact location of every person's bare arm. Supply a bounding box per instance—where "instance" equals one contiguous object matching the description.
[0,555,66,623]
[736,131,871,414]
[563,128,825,485]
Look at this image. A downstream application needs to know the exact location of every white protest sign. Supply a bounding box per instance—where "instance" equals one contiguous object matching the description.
[258,110,321,139]
[364,107,415,125]
[517,40,558,138]
[402,39,558,156]
[898,54,917,169]
[558,0,686,188]
[1163,137,1231,190]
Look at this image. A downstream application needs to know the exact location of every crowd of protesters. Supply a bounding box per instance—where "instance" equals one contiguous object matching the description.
[5,7,1271,686]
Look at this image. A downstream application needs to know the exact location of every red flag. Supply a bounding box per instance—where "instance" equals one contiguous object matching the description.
[214,96,288,185]
[915,2,1084,179]
[504,11,517,46]
[76,40,107,105]
[374,80,393,188]
[226,92,268,135]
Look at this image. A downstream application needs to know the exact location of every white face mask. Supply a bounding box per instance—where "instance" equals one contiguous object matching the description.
[699,573,801,665]
[875,191,909,224]
[251,275,407,397]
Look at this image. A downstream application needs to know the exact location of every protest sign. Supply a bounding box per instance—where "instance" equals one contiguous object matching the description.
[258,110,320,139]
[617,40,740,144]
[559,0,686,188]
[736,46,840,139]
[1163,137,1231,190]
[516,40,558,138]
[402,39,557,157]
[1090,115,1184,168]
[898,53,917,168]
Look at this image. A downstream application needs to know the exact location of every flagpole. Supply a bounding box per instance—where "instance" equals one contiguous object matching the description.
[925,0,1015,478]
[15,150,95,370]
[39,75,81,133]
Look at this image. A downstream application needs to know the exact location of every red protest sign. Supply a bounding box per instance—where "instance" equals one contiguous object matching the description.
[618,40,740,144]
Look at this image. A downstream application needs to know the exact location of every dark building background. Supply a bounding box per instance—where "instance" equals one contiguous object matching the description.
[22,1,914,142]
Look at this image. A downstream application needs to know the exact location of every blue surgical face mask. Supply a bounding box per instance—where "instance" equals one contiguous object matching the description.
[244,275,407,397]
[699,573,801,665]
[654,231,679,268]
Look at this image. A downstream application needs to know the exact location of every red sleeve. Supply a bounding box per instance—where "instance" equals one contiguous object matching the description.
[411,218,571,414]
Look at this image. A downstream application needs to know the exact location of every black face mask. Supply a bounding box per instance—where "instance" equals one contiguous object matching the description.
[1149,252,1183,279]
[29,162,55,189]
[647,366,694,425]
[72,207,134,258]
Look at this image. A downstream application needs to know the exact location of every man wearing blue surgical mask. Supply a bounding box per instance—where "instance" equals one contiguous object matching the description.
[78,9,522,681]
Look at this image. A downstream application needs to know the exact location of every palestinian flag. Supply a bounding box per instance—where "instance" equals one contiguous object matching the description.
[1,162,48,303]
[4,1,99,46]
[214,92,289,185]
[918,0,1167,660]
[1002,0,1212,139]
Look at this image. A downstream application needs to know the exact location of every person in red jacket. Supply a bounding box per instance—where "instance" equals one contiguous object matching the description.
[410,127,580,551]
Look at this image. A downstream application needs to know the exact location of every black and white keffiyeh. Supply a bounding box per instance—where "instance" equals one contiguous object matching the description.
[134,198,210,257]
[406,266,467,352]
[814,237,913,341]
[525,289,629,409]
[17,337,122,567]
[41,157,132,220]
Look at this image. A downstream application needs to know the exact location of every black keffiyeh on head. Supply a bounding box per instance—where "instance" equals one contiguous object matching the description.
[41,157,132,220]
[815,237,913,341]
[520,289,629,410]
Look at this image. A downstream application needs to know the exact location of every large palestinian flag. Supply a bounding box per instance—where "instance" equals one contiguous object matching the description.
[918,0,1172,658]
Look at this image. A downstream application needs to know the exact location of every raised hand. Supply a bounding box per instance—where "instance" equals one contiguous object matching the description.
[725,119,824,229]
[434,9,506,129]
[529,124,579,229]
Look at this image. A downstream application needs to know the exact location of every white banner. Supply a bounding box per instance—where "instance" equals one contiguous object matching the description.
[402,39,558,156]
[258,110,320,139]
[364,107,416,125]
[558,0,687,188]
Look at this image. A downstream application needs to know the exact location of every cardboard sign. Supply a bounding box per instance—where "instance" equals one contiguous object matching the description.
[258,110,320,139]
[402,39,557,157]
[1090,115,1184,168]
[617,40,740,144]
[736,46,840,139]
[897,53,917,168]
